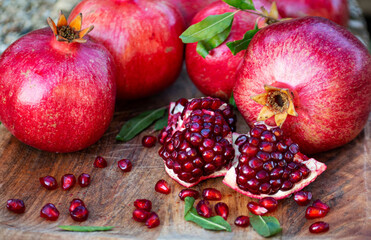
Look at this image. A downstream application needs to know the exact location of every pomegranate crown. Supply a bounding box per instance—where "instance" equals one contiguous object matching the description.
[47,11,94,43]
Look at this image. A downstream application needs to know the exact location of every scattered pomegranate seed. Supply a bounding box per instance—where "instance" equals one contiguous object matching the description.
[40,203,59,221]
[70,205,89,222]
[247,202,268,216]
[94,156,107,168]
[155,180,171,194]
[118,159,132,172]
[258,197,278,212]
[142,135,157,148]
[61,174,76,191]
[234,216,250,227]
[178,189,200,201]
[134,199,152,212]
[146,212,160,228]
[312,199,330,213]
[196,200,212,218]
[305,206,327,219]
[6,199,25,213]
[69,199,85,212]
[78,173,91,187]
[214,202,229,220]
[202,188,222,201]
[309,221,330,233]
[133,209,150,222]
[294,191,312,206]
[39,176,58,190]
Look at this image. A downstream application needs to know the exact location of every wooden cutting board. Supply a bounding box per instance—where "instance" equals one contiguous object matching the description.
[0,67,370,240]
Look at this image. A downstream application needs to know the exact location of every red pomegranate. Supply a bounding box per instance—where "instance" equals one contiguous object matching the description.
[0,13,116,153]
[276,0,348,26]
[69,0,184,100]
[234,17,371,154]
[185,0,274,100]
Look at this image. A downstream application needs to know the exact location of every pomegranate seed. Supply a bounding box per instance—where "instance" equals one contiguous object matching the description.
[312,199,330,213]
[214,202,229,220]
[305,206,327,219]
[78,173,91,187]
[142,135,157,148]
[61,174,76,191]
[39,176,58,190]
[202,188,222,201]
[196,200,212,218]
[133,209,150,222]
[293,191,312,206]
[234,216,250,227]
[134,199,152,212]
[258,197,278,212]
[6,199,25,213]
[70,205,89,222]
[146,212,160,228]
[155,180,171,194]
[94,156,107,168]
[309,221,330,233]
[247,202,268,216]
[178,189,200,201]
[40,203,59,221]
[69,199,85,212]
[118,159,132,172]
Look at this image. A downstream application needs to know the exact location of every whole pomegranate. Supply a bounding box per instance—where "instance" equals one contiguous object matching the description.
[234,17,371,154]
[276,0,349,26]
[185,0,274,100]
[69,0,184,100]
[0,13,116,153]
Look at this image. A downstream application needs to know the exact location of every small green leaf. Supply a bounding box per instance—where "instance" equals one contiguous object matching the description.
[116,108,166,142]
[184,197,195,215]
[154,112,169,131]
[226,25,259,55]
[180,12,235,43]
[222,0,256,10]
[58,226,114,232]
[250,214,282,237]
[229,92,237,108]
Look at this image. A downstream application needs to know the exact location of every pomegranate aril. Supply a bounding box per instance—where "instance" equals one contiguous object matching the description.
[146,212,160,228]
[196,200,212,218]
[133,209,149,222]
[70,205,89,222]
[214,202,229,220]
[247,202,268,216]
[248,158,263,170]
[289,143,299,154]
[289,170,303,183]
[69,199,85,212]
[293,191,312,206]
[78,173,91,187]
[134,199,152,212]
[309,221,330,233]
[259,183,272,194]
[312,199,330,213]
[39,176,58,190]
[240,144,258,157]
[299,165,311,178]
[256,170,269,182]
[281,180,293,191]
[179,189,200,201]
[61,174,76,191]
[142,135,157,148]
[305,206,327,219]
[6,199,25,213]
[250,127,263,138]
[202,188,222,201]
[234,216,250,227]
[155,180,171,194]
[259,197,278,212]
[118,159,132,172]
[235,135,248,146]
[40,203,59,221]
[94,156,107,168]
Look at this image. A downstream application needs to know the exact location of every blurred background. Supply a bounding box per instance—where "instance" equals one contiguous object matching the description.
[359,0,371,32]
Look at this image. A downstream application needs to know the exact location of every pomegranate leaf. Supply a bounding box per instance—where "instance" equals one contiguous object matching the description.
[58,226,114,232]
[154,112,169,131]
[184,197,231,232]
[229,92,237,108]
[180,12,235,43]
[250,214,282,237]
[116,108,166,142]
[222,0,256,10]
[226,25,259,55]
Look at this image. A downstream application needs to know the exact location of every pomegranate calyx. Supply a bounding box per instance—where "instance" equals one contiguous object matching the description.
[47,11,94,43]
[250,85,298,127]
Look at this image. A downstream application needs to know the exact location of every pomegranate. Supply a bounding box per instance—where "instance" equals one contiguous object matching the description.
[234,216,250,227]
[146,212,160,228]
[276,0,348,26]
[155,180,171,195]
[214,202,229,220]
[142,135,157,148]
[78,173,91,187]
[178,189,200,201]
[259,197,278,212]
[305,206,327,219]
[61,174,76,191]
[118,159,132,172]
[70,206,89,222]
[134,199,152,212]
[185,0,274,100]
[0,12,116,153]
[202,188,222,201]
[40,203,59,221]
[94,156,107,168]
[39,176,58,190]
[196,200,212,218]
[293,191,312,206]
[158,97,237,187]
[6,199,25,214]
[247,202,268,216]
[223,123,326,199]
[312,199,330,213]
[309,221,330,233]
[234,17,371,154]
[69,0,184,100]
[133,209,150,222]
[69,199,85,212]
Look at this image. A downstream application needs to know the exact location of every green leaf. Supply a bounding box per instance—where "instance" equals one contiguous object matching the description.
[196,22,233,58]
[250,214,282,237]
[154,112,169,131]
[58,226,114,232]
[180,12,235,43]
[226,25,259,55]
[184,197,195,215]
[222,0,256,10]
[229,92,237,108]
[116,108,166,142]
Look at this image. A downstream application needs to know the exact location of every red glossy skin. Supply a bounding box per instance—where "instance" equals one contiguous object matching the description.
[0,28,116,153]
[234,17,371,154]
[185,0,274,100]
[69,0,184,100]
[276,0,348,26]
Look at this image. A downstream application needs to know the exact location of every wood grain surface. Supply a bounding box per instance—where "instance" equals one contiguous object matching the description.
[0,66,370,240]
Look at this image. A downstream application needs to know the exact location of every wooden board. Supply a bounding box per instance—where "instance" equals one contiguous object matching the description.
[0,66,370,240]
